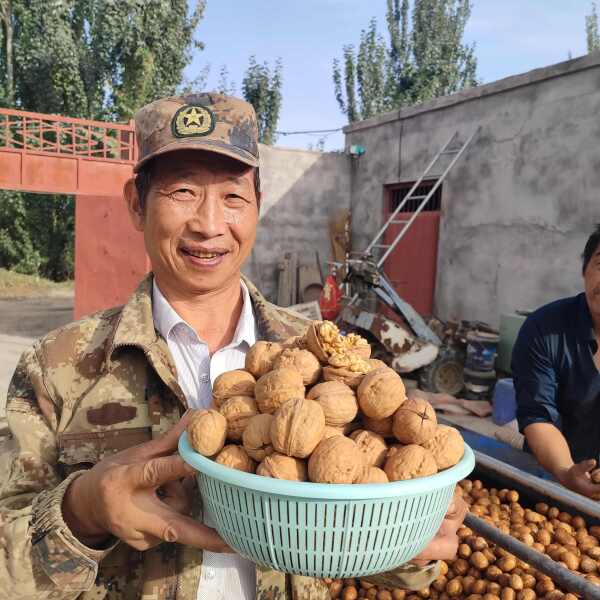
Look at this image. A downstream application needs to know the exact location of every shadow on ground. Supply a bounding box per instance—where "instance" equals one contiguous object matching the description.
[0,296,74,339]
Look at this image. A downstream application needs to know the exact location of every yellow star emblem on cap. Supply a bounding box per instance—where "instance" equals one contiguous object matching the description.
[172,105,215,137]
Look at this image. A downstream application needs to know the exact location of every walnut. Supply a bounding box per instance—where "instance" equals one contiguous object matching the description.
[392,396,437,445]
[212,369,256,407]
[218,396,258,441]
[322,425,346,439]
[215,444,256,473]
[308,436,364,483]
[349,429,388,468]
[245,341,283,378]
[357,367,406,419]
[256,453,308,481]
[322,352,372,389]
[270,398,325,458]
[384,444,437,481]
[306,380,358,427]
[273,348,321,386]
[187,409,227,456]
[362,415,394,437]
[368,358,388,370]
[254,367,305,414]
[422,425,464,470]
[304,320,344,362]
[242,413,275,461]
[356,466,389,484]
[344,333,371,359]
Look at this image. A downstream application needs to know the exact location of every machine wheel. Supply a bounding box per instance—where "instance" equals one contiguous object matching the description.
[419,346,465,395]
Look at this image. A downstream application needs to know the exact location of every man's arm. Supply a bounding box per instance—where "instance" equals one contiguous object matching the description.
[0,345,116,599]
[524,422,600,497]
[512,318,600,497]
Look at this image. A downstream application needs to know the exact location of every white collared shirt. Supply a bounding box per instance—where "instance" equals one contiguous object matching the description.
[152,280,257,600]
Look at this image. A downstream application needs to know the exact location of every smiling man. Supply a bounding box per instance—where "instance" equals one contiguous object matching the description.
[0,93,463,599]
[513,225,600,498]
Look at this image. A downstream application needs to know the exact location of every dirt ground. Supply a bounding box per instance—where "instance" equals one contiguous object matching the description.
[0,295,74,418]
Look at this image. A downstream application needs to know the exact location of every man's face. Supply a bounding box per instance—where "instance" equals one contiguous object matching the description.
[584,244,600,322]
[131,150,259,296]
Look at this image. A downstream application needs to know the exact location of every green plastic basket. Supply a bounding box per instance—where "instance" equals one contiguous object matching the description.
[179,433,474,579]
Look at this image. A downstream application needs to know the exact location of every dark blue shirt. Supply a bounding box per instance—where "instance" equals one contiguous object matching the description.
[512,293,600,463]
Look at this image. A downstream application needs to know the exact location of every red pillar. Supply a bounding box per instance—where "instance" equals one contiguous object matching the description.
[74,195,150,319]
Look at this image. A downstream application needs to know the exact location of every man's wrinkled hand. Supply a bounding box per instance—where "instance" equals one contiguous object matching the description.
[62,410,232,553]
[410,489,467,566]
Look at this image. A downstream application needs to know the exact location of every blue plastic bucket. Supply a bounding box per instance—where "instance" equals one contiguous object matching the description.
[179,433,475,578]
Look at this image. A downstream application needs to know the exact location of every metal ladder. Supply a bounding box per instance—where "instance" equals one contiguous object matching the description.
[365,126,480,270]
[342,127,479,343]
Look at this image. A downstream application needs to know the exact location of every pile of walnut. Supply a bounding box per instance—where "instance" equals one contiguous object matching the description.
[324,479,600,599]
[186,320,464,484]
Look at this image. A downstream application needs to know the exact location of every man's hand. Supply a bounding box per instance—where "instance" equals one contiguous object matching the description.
[556,459,600,499]
[410,489,467,566]
[62,411,231,552]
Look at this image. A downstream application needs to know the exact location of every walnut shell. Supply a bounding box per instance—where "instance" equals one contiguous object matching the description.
[273,348,322,386]
[422,425,464,470]
[256,452,308,481]
[308,436,364,483]
[322,353,372,390]
[306,380,358,427]
[345,333,371,359]
[255,367,305,414]
[368,359,388,370]
[245,341,283,378]
[384,444,437,481]
[350,429,388,468]
[187,409,227,456]
[218,395,258,441]
[304,320,342,362]
[392,396,437,445]
[362,415,394,437]
[357,367,406,419]
[270,398,325,458]
[212,369,256,407]
[322,425,346,439]
[215,444,256,473]
[356,466,389,484]
[242,413,275,461]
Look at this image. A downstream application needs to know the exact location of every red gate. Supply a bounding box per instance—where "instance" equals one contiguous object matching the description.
[382,180,441,317]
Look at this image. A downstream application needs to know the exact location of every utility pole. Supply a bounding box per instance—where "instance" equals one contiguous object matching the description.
[0,0,14,106]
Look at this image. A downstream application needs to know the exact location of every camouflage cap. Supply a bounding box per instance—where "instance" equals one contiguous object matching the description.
[133,92,259,172]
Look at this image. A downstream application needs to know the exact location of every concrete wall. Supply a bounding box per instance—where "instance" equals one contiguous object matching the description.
[244,144,351,301]
[345,53,600,326]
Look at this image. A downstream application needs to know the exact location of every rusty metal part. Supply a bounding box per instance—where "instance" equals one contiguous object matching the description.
[465,512,600,599]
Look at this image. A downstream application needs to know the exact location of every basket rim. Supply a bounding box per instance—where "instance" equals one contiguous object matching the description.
[179,432,475,500]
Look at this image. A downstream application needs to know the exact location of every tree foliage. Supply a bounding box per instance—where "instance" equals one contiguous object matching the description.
[587,2,600,53]
[0,0,204,279]
[242,56,283,145]
[333,0,478,123]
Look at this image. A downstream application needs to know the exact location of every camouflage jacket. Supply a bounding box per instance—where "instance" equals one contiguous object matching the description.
[0,275,439,600]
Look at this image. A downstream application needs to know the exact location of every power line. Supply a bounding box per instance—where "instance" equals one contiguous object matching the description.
[275,126,344,136]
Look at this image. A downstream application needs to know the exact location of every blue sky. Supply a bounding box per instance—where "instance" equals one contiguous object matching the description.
[186,1,594,151]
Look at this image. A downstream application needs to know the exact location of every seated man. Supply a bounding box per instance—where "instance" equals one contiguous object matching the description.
[0,93,464,599]
[513,224,600,498]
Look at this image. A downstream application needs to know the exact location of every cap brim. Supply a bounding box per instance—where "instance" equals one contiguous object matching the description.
[133,138,259,172]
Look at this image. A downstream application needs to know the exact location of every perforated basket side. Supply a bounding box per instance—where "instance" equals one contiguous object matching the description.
[198,473,456,578]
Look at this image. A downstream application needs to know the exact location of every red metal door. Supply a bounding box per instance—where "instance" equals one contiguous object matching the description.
[381,181,441,317]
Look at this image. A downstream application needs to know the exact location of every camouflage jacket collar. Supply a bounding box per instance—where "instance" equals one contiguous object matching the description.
[107,273,301,361]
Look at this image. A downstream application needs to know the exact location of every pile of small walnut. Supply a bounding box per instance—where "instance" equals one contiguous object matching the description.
[187,320,465,484]
[325,479,600,599]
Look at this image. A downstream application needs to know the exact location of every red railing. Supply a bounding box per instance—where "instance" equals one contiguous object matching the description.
[0,108,137,163]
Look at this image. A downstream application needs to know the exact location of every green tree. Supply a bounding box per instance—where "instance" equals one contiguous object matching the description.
[0,0,205,279]
[587,2,600,52]
[333,0,478,123]
[242,56,283,145]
